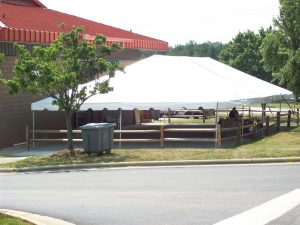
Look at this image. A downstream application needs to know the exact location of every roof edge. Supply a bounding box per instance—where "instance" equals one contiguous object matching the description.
[32,0,46,8]
[1,0,46,7]
[0,27,168,51]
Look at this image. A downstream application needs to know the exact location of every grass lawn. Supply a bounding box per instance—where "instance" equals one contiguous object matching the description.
[242,99,300,111]
[1,126,300,169]
[0,213,34,225]
[266,99,300,109]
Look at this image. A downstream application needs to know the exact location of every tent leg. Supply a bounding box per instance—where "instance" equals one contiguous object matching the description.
[32,110,35,149]
[281,93,294,112]
[215,102,219,148]
[241,105,244,144]
[280,102,281,113]
[119,109,122,149]
[76,111,78,129]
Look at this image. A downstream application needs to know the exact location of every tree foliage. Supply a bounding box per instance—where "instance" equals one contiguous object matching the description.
[168,40,224,60]
[219,29,273,82]
[261,0,300,97]
[0,27,121,154]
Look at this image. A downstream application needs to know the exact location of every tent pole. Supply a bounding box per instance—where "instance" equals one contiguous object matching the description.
[280,101,281,113]
[215,102,219,148]
[241,105,244,144]
[76,111,78,129]
[32,110,35,149]
[119,109,122,149]
[280,93,294,112]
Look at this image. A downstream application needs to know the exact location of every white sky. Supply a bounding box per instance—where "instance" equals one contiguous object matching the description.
[40,0,280,47]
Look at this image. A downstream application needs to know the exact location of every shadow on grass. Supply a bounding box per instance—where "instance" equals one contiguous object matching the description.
[283,126,300,133]
[11,149,140,168]
[223,125,300,150]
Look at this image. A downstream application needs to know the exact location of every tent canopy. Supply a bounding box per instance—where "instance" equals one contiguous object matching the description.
[32,55,293,111]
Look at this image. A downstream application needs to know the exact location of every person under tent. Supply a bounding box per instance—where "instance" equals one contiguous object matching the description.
[229,107,239,120]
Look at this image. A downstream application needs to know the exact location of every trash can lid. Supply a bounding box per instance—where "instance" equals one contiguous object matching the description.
[79,123,114,130]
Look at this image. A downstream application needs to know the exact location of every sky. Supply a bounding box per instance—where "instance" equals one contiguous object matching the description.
[40,0,280,47]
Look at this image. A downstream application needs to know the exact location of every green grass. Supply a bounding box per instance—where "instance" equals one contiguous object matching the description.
[1,127,300,169]
[0,214,34,225]
[250,99,300,109]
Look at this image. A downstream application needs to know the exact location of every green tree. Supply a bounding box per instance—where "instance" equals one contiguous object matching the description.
[261,0,300,97]
[0,27,120,155]
[168,40,224,60]
[219,29,273,82]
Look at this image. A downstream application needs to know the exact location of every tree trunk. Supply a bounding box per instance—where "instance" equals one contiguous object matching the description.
[65,111,75,156]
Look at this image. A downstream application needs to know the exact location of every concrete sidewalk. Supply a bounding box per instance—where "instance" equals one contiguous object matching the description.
[1,142,300,172]
[0,143,68,164]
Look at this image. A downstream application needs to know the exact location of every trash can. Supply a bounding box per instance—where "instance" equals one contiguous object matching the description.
[79,123,114,155]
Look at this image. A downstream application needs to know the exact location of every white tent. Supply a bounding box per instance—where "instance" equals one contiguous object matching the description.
[32,55,293,111]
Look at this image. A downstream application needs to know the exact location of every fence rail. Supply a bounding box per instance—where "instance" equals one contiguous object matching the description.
[25,110,299,150]
[163,108,299,124]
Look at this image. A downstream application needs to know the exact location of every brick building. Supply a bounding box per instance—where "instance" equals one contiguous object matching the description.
[0,0,168,148]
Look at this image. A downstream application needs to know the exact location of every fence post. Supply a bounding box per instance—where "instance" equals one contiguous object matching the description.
[217,124,222,148]
[261,103,266,118]
[266,116,270,136]
[276,111,281,131]
[236,122,241,145]
[168,108,171,124]
[160,125,164,148]
[287,110,291,127]
[297,108,299,126]
[248,107,251,118]
[252,123,257,140]
[202,109,206,123]
[26,125,30,151]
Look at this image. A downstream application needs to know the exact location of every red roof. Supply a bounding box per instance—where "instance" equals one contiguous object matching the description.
[2,0,45,8]
[0,2,168,51]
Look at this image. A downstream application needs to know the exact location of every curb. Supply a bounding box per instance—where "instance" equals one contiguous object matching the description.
[0,157,300,173]
[0,209,75,225]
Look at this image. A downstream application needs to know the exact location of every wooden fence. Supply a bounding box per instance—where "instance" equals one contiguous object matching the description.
[26,109,299,150]
[163,108,299,124]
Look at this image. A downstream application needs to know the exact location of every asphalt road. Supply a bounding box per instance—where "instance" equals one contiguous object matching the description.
[0,163,300,225]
